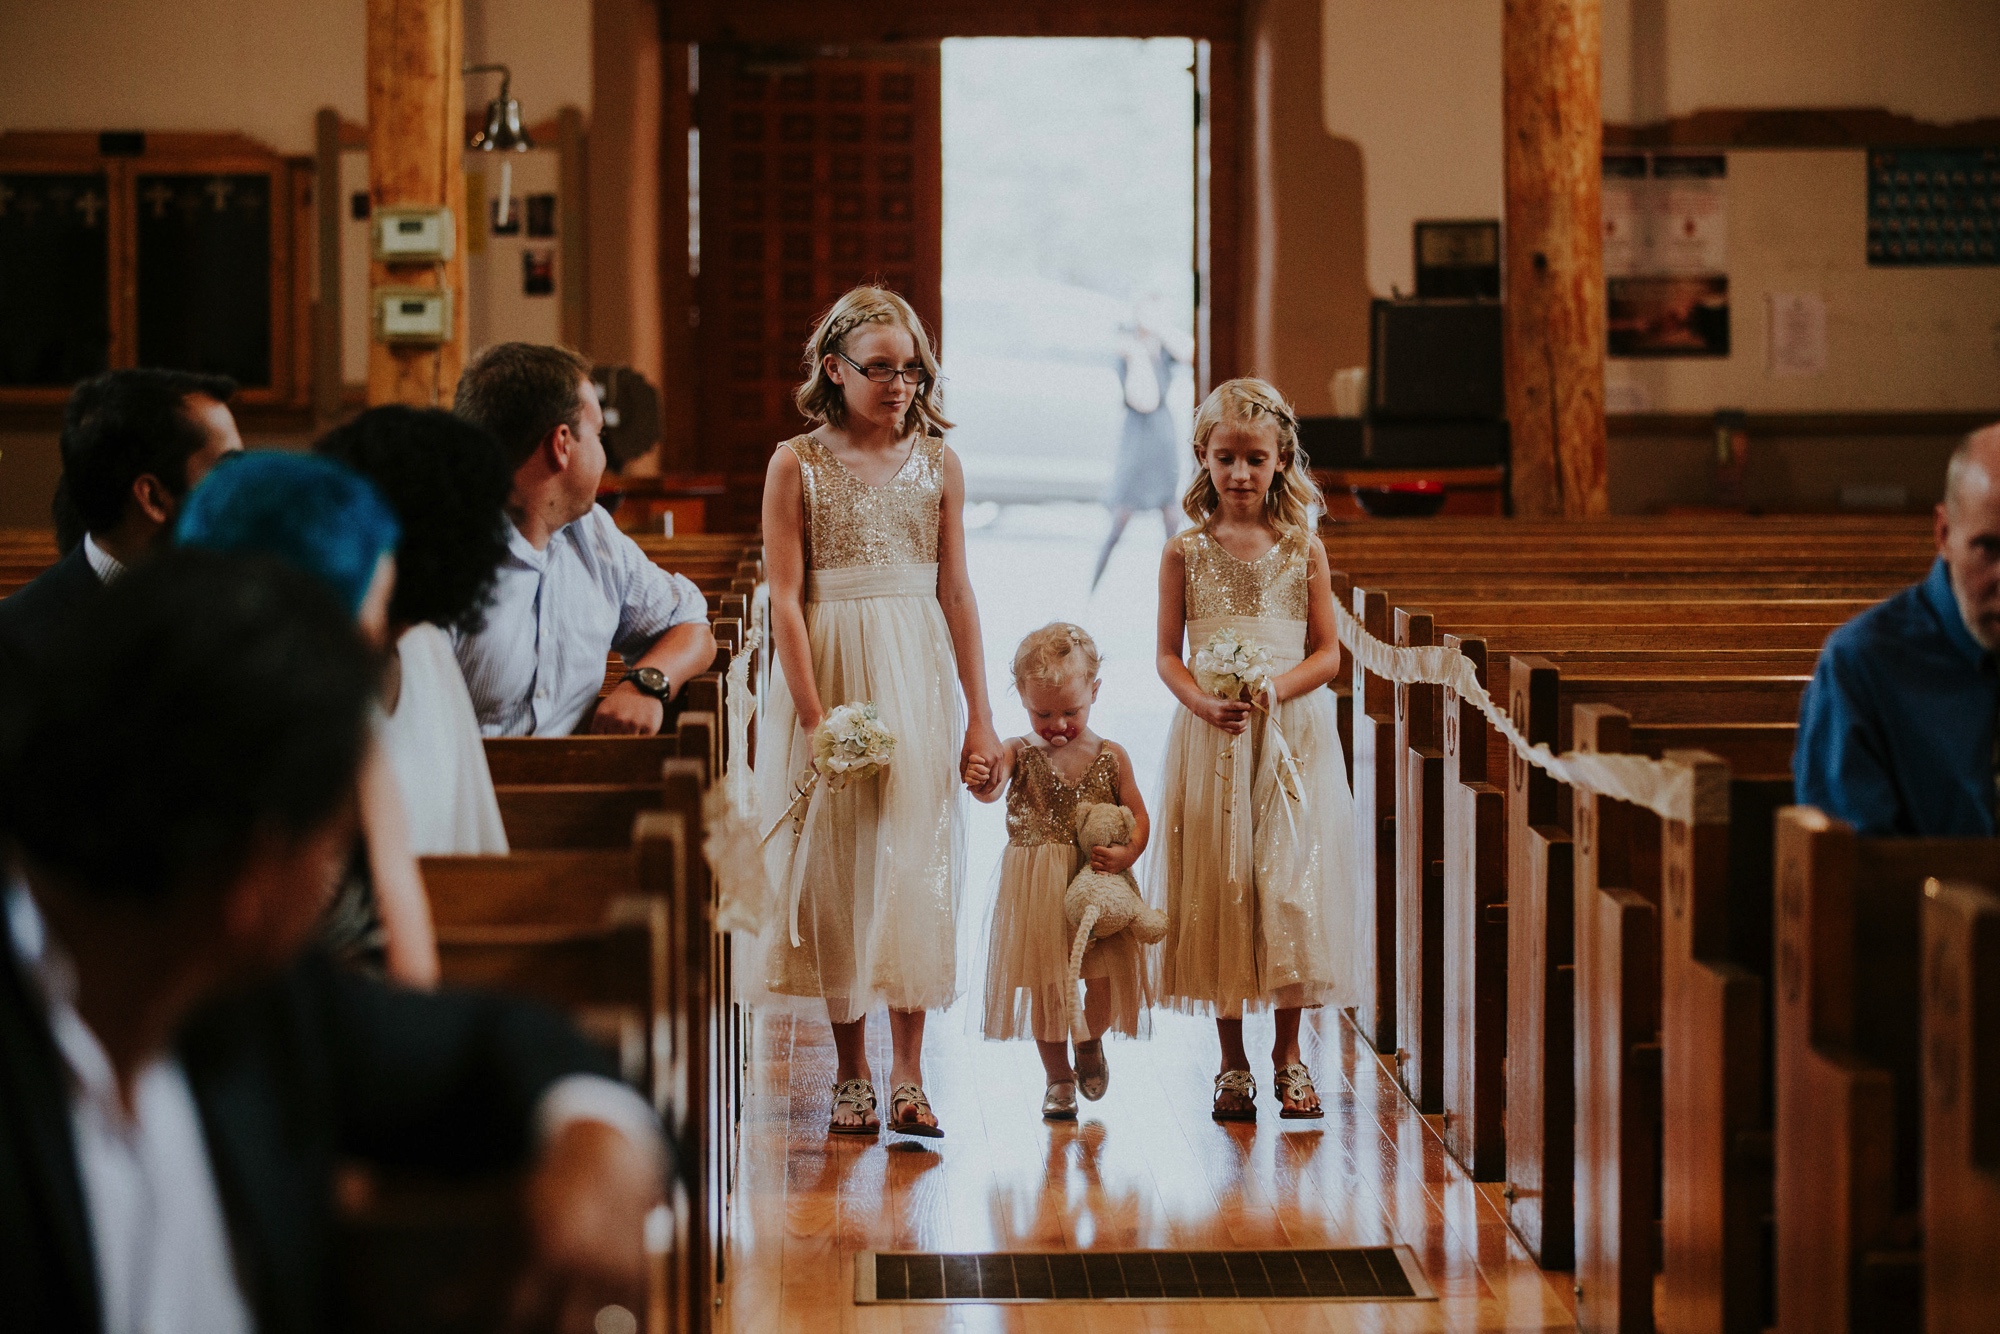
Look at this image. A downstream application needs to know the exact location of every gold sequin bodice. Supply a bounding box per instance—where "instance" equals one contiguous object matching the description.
[786,433,943,570]
[1005,744,1120,847]
[1181,527,1310,622]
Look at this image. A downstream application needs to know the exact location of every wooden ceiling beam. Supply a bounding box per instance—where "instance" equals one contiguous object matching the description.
[660,0,1245,43]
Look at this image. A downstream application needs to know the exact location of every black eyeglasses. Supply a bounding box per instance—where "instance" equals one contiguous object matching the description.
[836,351,930,386]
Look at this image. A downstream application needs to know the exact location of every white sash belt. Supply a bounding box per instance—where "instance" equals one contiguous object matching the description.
[807,562,937,603]
[1185,615,1306,670]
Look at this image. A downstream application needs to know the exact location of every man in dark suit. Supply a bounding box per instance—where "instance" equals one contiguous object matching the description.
[0,550,664,1334]
[0,369,241,675]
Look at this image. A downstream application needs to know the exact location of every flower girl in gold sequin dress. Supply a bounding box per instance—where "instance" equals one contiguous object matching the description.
[970,623,1153,1122]
[1153,378,1359,1122]
[758,287,1006,1139]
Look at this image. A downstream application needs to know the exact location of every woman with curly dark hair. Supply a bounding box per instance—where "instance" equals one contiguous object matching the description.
[316,406,515,856]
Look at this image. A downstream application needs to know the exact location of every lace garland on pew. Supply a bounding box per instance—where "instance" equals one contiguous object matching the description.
[704,625,774,933]
[1329,603,1721,827]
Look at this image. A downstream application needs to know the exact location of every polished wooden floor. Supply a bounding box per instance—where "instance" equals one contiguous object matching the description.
[719,1004,1578,1331]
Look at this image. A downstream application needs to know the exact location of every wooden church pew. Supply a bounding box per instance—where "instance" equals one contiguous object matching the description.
[1770,810,2000,1333]
[1921,880,2000,1334]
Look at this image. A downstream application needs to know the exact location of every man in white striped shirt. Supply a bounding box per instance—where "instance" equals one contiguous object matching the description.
[452,344,715,736]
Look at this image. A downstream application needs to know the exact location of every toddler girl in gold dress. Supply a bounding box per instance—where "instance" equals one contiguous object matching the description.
[970,623,1153,1121]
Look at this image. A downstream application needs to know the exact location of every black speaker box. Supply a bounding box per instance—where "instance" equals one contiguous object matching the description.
[1369,298,1505,420]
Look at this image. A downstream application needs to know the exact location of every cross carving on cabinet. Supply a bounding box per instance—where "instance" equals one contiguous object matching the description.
[204,178,235,211]
[143,182,173,218]
[74,189,104,227]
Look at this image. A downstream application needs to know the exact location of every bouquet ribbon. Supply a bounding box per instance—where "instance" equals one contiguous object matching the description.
[759,770,827,949]
[1220,686,1304,899]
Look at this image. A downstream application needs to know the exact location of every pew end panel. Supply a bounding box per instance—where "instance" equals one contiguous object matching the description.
[1922,879,2000,1334]
[1442,634,1507,1181]
[1351,585,1398,1051]
[1394,605,1446,1112]
[1507,656,1575,1267]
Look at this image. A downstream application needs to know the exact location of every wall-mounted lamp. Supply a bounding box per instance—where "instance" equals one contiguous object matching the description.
[464,63,531,228]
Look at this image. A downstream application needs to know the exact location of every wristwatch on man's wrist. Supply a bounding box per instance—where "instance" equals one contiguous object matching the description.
[621,666,673,703]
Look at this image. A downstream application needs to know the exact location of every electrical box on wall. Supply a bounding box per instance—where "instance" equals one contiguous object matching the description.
[372,207,456,263]
[373,287,453,344]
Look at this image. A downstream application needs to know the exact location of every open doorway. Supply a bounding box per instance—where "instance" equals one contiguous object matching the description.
[941,38,1197,510]
[939,39,1199,885]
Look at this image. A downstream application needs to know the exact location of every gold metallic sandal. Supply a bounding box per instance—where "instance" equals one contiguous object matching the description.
[829,1079,879,1136]
[1273,1062,1326,1119]
[1212,1069,1258,1122]
[889,1082,945,1138]
[1041,1080,1078,1121]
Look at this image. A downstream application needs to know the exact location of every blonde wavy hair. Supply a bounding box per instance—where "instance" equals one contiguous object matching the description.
[1011,622,1102,692]
[1182,377,1322,536]
[794,286,953,437]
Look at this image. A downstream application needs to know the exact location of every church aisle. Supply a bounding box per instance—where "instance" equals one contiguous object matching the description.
[719,1005,1577,1331]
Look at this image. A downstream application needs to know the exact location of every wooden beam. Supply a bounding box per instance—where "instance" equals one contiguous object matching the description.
[664,0,1245,42]
[313,107,344,421]
[557,106,589,351]
[1502,0,1607,519]
[365,0,466,407]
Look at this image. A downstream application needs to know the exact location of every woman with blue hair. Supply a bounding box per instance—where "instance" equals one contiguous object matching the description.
[176,450,438,987]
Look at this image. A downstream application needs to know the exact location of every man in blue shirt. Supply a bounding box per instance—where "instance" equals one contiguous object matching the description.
[451,344,715,736]
[1796,425,2000,835]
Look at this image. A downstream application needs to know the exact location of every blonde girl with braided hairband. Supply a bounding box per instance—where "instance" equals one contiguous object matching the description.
[966,623,1154,1122]
[1152,377,1363,1121]
[756,286,1006,1139]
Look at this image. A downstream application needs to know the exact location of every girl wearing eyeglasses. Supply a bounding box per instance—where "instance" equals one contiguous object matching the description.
[755,285,1005,1139]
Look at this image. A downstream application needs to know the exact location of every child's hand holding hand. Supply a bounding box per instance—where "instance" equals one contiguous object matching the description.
[1191,694,1252,735]
[963,755,992,789]
[1089,843,1138,875]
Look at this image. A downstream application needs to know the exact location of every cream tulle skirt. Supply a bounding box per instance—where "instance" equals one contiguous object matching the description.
[981,843,1152,1043]
[753,564,964,1023]
[1154,615,1361,1015]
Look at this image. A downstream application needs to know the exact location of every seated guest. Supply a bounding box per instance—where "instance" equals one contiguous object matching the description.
[316,406,513,855]
[0,369,240,673]
[175,452,437,986]
[1797,423,2000,834]
[452,343,715,736]
[0,550,663,1332]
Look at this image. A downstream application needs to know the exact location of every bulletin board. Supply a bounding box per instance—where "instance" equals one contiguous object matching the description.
[1602,147,2000,415]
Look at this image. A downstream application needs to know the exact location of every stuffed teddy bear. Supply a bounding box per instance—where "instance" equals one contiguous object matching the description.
[1063,802,1169,1040]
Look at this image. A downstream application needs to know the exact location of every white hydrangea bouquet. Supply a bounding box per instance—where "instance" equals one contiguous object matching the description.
[1192,627,1304,806]
[1192,627,1277,704]
[811,701,897,790]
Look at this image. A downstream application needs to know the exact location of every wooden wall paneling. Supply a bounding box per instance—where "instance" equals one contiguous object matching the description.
[558,106,589,350]
[657,38,697,474]
[314,108,345,419]
[1205,35,1242,390]
[696,43,944,527]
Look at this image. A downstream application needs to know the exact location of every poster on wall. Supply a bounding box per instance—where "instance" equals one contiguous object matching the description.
[1608,275,1730,357]
[1867,147,1999,266]
[1602,153,1729,357]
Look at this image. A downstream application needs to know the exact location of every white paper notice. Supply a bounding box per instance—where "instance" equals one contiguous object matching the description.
[1767,292,1828,378]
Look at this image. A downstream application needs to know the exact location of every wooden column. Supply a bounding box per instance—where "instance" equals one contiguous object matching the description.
[365,0,466,407]
[1502,0,1607,518]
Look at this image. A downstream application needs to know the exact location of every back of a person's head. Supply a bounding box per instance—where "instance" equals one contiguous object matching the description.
[60,367,236,536]
[0,549,376,907]
[175,451,400,618]
[453,342,593,471]
[315,405,512,635]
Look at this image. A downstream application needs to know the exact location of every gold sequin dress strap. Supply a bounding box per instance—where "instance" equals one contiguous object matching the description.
[785,432,944,572]
[1005,744,1122,847]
